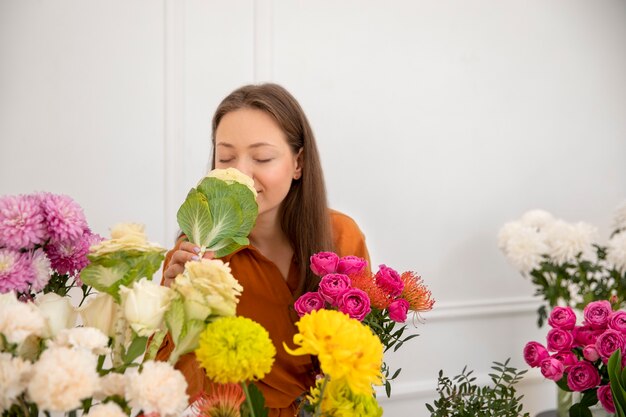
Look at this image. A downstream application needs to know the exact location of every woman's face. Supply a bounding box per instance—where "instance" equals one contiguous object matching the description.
[214,108,302,220]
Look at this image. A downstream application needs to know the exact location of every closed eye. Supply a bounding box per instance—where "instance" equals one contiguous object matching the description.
[255,158,273,163]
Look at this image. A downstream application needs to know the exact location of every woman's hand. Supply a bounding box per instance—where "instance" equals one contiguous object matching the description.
[163,242,214,287]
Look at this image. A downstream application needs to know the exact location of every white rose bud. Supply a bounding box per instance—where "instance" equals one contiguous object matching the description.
[78,293,119,338]
[35,293,77,338]
[119,278,174,337]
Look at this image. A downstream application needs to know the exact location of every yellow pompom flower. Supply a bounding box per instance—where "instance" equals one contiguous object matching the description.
[284,309,383,395]
[195,316,276,383]
[307,378,383,417]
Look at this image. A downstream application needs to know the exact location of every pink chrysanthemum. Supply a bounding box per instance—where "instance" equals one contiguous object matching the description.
[39,193,88,244]
[46,231,99,279]
[0,248,35,293]
[28,248,52,292]
[0,194,48,250]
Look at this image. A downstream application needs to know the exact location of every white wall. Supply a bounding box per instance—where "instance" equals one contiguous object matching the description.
[2,1,626,415]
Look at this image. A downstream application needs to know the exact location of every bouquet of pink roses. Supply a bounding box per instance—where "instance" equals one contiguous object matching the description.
[523,300,626,415]
[294,251,434,395]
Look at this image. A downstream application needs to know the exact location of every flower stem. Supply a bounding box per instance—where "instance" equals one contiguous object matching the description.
[242,382,257,417]
[313,377,329,417]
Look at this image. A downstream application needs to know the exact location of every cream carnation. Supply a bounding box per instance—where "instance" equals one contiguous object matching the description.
[613,201,626,233]
[206,167,257,198]
[125,360,188,417]
[607,232,626,273]
[49,327,110,355]
[498,222,548,274]
[83,402,127,417]
[94,372,126,400]
[0,298,46,344]
[545,220,597,264]
[27,347,100,412]
[0,352,33,411]
[173,258,243,319]
[520,209,556,231]
[90,223,165,256]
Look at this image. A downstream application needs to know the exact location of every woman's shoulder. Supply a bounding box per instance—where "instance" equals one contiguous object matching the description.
[329,209,370,261]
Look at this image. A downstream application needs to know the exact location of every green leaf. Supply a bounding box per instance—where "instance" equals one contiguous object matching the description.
[167,319,206,365]
[568,403,592,417]
[123,335,148,364]
[80,263,129,301]
[177,189,214,247]
[242,382,269,417]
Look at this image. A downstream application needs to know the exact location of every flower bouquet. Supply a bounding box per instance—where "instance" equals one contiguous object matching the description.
[498,204,626,327]
[523,300,626,416]
[294,251,435,396]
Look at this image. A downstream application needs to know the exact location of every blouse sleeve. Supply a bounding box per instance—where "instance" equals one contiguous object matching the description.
[330,210,371,268]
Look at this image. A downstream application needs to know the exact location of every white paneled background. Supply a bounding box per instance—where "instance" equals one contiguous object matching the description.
[1,1,626,416]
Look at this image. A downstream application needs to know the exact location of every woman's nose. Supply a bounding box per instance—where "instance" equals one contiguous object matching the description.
[233,160,253,179]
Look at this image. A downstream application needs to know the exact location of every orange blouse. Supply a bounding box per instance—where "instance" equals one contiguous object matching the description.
[155,210,370,417]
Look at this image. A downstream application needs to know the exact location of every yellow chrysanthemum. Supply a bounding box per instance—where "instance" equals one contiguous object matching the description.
[307,378,383,417]
[195,316,275,384]
[284,309,383,395]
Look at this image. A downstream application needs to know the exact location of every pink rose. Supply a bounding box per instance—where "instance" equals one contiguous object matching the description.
[546,328,574,352]
[337,255,368,275]
[572,325,604,347]
[552,351,578,371]
[597,384,616,414]
[310,252,339,276]
[337,288,371,321]
[375,264,404,297]
[294,292,326,317]
[548,306,577,330]
[318,273,352,306]
[540,357,565,381]
[567,361,601,392]
[583,300,612,329]
[523,342,550,367]
[582,345,600,362]
[388,298,410,323]
[608,310,626,334]
[595,329,625,360]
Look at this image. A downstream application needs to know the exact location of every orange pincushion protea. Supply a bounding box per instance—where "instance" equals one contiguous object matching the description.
[349,270,391,310]
[400,271,434,312]
[190,383,246,417]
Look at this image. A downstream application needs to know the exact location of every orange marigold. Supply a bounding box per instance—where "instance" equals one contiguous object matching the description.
[400,271,435,312]
[349,270,391,310]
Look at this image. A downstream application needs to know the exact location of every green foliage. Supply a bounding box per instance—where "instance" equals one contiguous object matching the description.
[241,382,269,417]
[609,349,626,417]
[425,359,529,417]
[177,177,258,258]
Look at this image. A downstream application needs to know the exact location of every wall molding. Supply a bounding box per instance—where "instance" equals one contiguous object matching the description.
[420,295,541,322]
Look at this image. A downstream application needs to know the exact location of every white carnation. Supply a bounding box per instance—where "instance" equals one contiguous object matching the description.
[49,327,110,355]
[613,201,626,233]
[0,352,33,411]
[545,220,597,264]
[520,209,555,231]
[93,372,126,400]
[125,360,188,417]
[83,402,127,417]
[0,299,46,345]
[206,167,257,198]
[27,347,100,412]
[607,232,626,273]
[499,224,549,274]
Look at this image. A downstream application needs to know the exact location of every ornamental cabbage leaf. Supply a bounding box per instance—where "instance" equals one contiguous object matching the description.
[177,174,258,258]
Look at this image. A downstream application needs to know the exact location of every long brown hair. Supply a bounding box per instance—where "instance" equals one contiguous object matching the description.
[211,83,333,295]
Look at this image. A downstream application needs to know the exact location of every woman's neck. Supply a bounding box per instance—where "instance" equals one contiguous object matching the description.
[249,209,288,250]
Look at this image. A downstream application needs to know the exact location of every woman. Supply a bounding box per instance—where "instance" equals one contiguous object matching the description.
[157,83,370,416]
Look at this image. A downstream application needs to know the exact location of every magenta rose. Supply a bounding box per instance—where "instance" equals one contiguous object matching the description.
[598,384,616,414]
[552,351,578,371]
[546,328,574,352]
[608,310,626,334]
[582,345,600,362]
[337,255,368,275]
[567,361,601,392]
[583,300,612,329]
[388,298,410,323]
[318,273,352,306]
[540,357,565,381]
[375,264,404,297]
[309,252,339,276]
[548,306,577,330]
[294,292,326,317]
[523,342,550,367]
[572,325,604,347]
[337,288,371,321]
[595,329,625,360]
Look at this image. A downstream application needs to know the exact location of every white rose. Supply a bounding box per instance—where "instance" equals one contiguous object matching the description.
[35,293,77,338]
[206,167,257,198]
[78,292,119,337]
[119,278,174,337]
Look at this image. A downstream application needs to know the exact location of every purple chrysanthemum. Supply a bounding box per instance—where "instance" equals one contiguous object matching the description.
[29,248,52,292]
[0,248,35,293]
[0,194,48,250]
[39,193,88,244]
[46,230,101,279]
